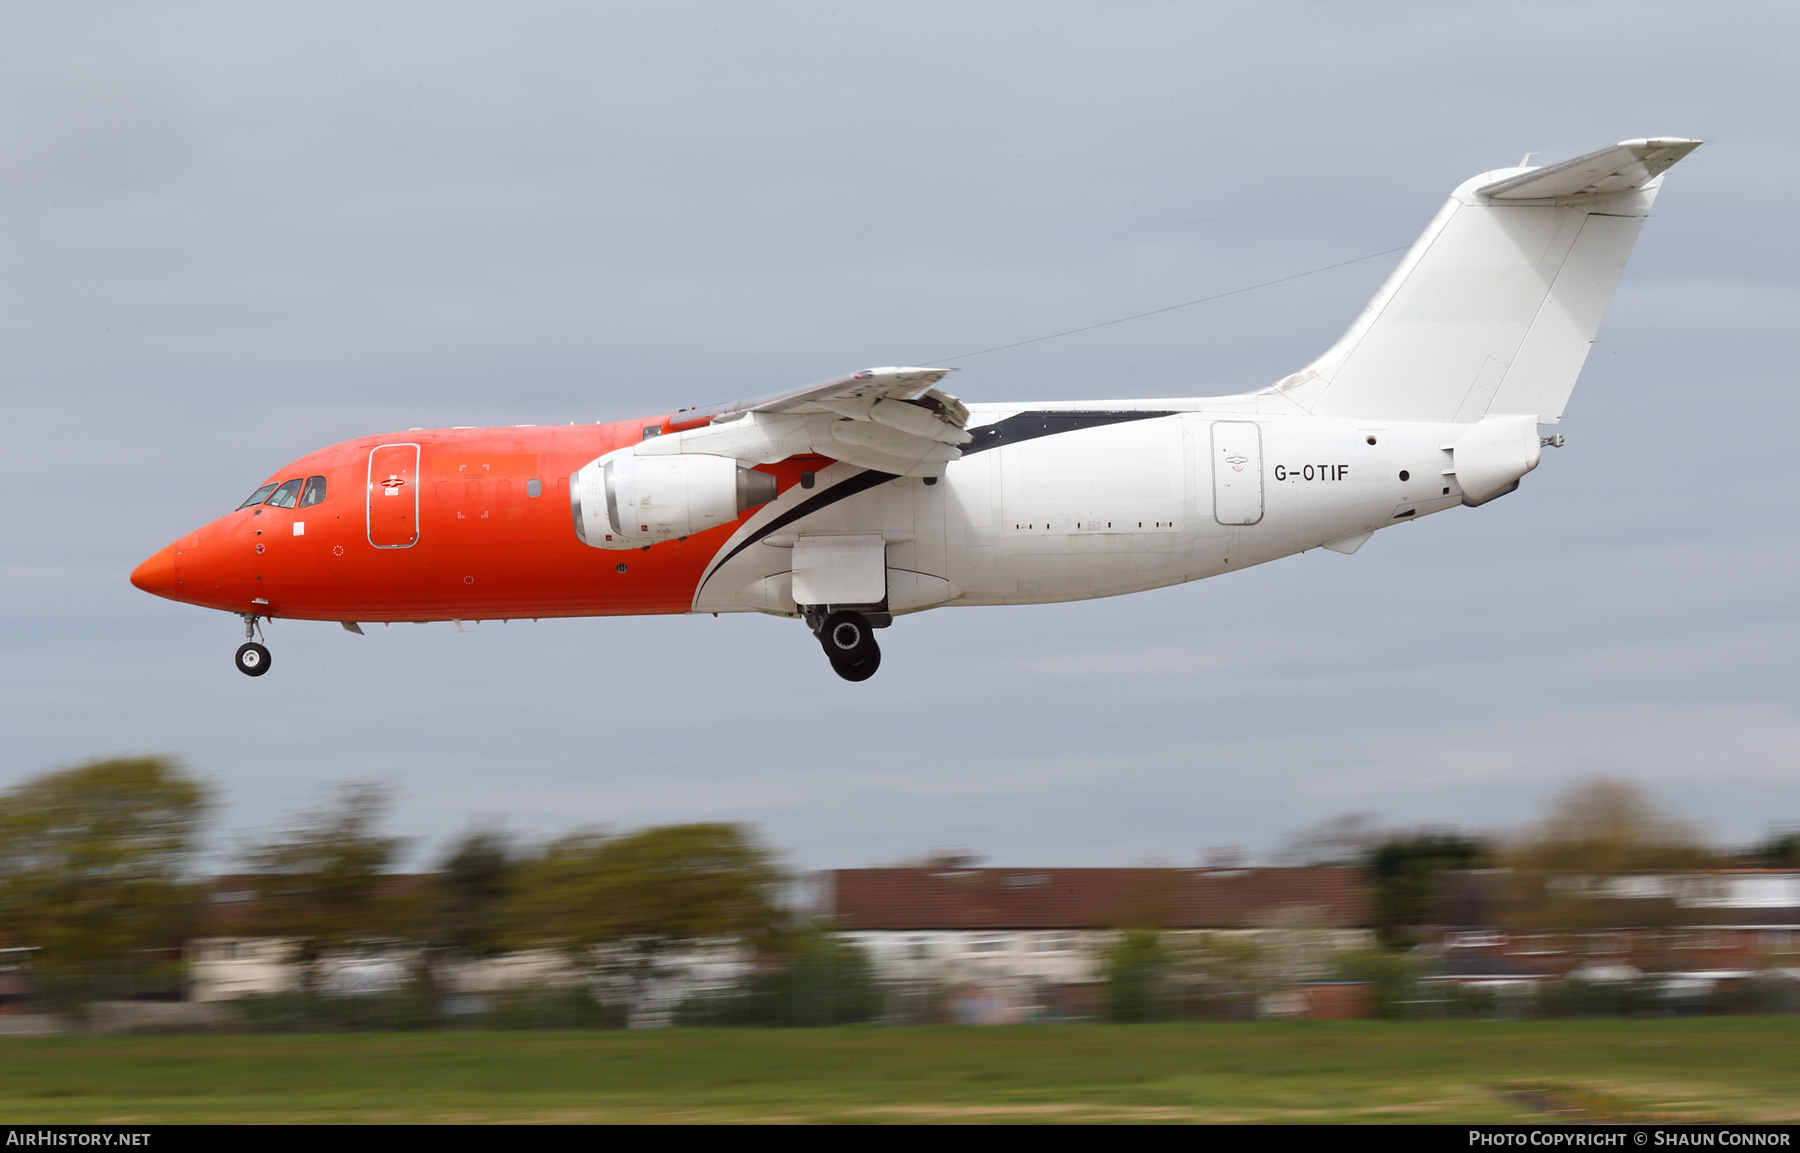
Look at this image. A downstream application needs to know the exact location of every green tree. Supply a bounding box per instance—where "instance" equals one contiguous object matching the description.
[1331,948,1413,1018]
[239,781,413,992]
[677,925,881,1027]
[1499,778,1716,939]
[435,828,514,958]
[1369,831,1488,947]
[1751,829,1800,868]
[0,756,211,1005]
[1105,929,1171,1022]
[507,823,781,1018]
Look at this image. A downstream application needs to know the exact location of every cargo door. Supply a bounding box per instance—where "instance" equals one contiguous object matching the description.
[1211,422,1263,526]
[368,443,421,548]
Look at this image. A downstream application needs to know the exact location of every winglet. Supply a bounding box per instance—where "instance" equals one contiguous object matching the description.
[1477,138,1701,200]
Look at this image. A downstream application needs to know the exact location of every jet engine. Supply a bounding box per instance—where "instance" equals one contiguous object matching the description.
[571,449,777,549]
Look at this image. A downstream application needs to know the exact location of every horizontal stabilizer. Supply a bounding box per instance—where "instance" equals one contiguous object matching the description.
[1478,138,1700,200]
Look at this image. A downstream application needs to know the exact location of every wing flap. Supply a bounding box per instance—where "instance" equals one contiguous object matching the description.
[631,366,970,477]
[754,366,956,414]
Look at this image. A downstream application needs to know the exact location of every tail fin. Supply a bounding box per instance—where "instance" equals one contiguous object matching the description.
[1266,138,1700,424]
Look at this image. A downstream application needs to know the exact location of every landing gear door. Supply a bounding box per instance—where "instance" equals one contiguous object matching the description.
[368,443,421,548]
[792,534,887,608]
[1211,422,1263,526]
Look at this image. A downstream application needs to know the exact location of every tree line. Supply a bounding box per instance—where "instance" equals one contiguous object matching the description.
[1285,778,1800,949]
[4,756,1796,1025]
[0,756,871,1023]
[1099,780,1800,1021]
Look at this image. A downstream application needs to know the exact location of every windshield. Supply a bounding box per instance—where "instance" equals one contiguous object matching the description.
[237,483,279,510]
[299,475,327,507]
[265,479,304,509]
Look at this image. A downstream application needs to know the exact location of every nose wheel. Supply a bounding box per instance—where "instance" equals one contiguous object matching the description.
[817,610,881,682]
[235,642,272,676]
[235,613,271,677]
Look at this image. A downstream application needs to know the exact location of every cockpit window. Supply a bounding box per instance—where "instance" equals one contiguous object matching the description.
[237,483,280,510]
[299,475,327,507]
[266,479,304,509]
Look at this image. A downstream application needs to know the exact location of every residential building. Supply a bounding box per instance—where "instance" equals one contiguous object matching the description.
[816,862,1375,1021]
[1420,869,1800,1003]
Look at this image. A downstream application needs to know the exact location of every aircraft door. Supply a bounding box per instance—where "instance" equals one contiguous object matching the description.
[368,443,421,548]
[1211,422,1263,526]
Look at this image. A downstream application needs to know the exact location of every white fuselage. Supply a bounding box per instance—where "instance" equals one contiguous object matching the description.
[695,403,1481,616]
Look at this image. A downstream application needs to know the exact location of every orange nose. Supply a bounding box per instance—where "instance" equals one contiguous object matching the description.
[130,544,180,599]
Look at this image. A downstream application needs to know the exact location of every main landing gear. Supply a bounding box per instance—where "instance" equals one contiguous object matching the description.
[235,614,271,677]
[816,609,880,682]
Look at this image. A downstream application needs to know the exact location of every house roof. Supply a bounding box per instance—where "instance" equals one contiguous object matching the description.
[822,867,1371,931]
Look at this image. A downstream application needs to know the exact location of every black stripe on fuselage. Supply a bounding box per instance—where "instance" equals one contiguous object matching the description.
[960,409,1179,455]
[696,409,1178,595]
[698,467,899,594]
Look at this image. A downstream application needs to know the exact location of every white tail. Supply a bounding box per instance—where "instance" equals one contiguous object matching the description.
[1266,139,1700,425]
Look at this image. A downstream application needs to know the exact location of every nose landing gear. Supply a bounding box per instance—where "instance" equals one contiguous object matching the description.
[235,642,272,676]
[235,613,271,677]
[817,609,880,682]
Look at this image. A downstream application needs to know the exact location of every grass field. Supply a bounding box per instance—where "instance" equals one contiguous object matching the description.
[3,1021,1798,1124]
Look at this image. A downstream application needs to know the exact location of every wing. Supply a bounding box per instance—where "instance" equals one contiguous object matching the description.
[639,366,973,477]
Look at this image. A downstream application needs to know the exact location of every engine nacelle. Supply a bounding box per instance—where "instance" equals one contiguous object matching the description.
[571,449,777,549]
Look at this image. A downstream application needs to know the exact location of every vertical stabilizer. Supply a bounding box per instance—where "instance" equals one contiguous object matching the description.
[1264,139,1699,424]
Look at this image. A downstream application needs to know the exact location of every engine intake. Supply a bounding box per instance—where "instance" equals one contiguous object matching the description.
[571,450,777,549]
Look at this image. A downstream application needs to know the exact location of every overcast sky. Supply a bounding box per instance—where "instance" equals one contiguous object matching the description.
[3,2,1796,872]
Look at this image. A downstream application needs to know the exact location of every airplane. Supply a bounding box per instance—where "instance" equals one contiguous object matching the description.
[131,138,1700,682]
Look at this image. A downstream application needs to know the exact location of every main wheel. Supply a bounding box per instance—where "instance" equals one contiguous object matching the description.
[235,642,272,677]
[819,610,876,662]
[830,642,881,682]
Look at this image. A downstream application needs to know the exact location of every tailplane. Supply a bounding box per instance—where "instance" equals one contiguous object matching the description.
[1266,139,1700,424]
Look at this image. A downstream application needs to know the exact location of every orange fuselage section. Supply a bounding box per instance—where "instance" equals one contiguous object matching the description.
[130,417,807,622]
